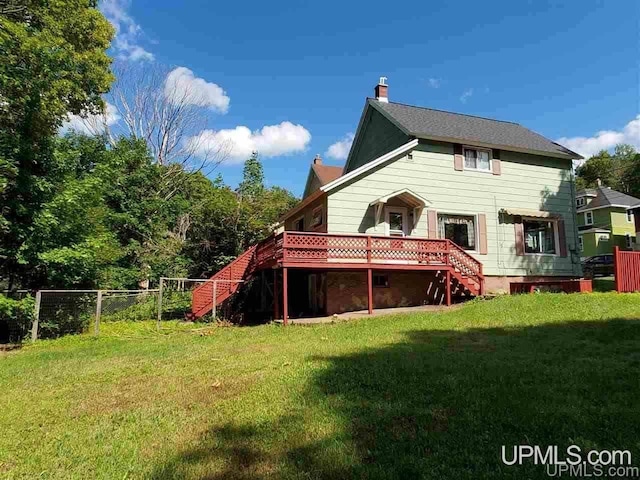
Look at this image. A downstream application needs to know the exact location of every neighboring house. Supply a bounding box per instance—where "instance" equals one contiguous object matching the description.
[576,186,640,258]
[625,203,640,251]
[192,79,583,321]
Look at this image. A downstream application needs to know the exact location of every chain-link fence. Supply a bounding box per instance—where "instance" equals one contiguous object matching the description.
[99,290,159,323]
[157,278,245,326]
[32,289,159,340]
[2,278,248,343]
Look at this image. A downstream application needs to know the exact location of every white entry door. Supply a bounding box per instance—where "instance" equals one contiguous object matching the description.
[385,206,409,237]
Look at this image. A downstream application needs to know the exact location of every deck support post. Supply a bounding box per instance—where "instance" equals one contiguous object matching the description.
[445,269,451,307]
[273,269,279,320]
[282,267,289,325]
[367,268,373,314]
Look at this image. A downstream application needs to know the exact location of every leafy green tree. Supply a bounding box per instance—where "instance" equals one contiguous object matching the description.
[575,144,639,194]
[0,0,114,287]
[237,152,265,200]
[575,150,616,190]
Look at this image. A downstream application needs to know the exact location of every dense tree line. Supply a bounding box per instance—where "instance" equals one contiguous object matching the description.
[7,133,296,290]
[0,0,297,292]
[575,144,640,196]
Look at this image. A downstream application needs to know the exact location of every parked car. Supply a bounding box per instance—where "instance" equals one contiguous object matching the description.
[582,254,614,278]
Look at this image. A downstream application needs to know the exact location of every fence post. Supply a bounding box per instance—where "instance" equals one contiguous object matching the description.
[157,278,164,331]
[94,290,103,336]
[614,246,620,293]
[212,280,217,321]
[31,290,41,342]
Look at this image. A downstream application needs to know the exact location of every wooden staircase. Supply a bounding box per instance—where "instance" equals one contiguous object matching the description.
[190,245,257,319]
[435,268,480,302]
[446,241,483,297]
[189,232,484,319]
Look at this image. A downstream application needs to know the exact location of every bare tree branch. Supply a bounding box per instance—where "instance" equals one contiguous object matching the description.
[105,62,231,174]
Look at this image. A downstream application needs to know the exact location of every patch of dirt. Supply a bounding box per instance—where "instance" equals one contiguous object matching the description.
[73,372,258,418]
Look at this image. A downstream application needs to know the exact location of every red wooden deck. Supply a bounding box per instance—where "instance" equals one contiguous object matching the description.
[254,232,482,274]
[193,231,485,323]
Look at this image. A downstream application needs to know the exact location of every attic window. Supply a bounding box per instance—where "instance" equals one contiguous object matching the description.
[576,198,586,208]
[463,147,491,172]
[311,206,323,228]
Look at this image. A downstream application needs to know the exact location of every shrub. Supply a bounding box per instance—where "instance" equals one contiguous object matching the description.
[0,296,35,343]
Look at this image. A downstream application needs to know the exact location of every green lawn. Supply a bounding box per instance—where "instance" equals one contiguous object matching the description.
[592,276,616,292]
[2,293,640,479]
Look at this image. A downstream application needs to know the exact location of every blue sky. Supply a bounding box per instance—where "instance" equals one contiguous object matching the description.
[90,0,639,196]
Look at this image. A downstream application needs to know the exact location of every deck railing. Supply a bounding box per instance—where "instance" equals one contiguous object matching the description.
[250,231,484,288]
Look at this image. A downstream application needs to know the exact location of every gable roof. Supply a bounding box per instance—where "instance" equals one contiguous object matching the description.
[302,163,343,198]
[368,99,582,160]
[312,164,343,186]
[322,139,419,193]
[577,186,640,212]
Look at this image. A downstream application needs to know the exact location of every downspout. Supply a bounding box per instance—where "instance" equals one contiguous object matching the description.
[569,165,581,277]
[493,195,503,274]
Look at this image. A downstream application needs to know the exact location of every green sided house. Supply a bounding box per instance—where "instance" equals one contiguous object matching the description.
[191,79,584,322]
[576,186,639,258]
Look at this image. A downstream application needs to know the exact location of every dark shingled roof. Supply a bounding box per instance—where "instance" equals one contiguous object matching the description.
[577,186,640,212]
[370,99,582,159]
[312,164,343,186]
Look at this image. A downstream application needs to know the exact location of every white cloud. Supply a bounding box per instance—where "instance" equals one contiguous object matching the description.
[428,78,441,88]
[325,133,355,160]
[100,0,154,62]
[460,88,473,103]
[556,115,640,159]
[164,67,230,113]
[187,122,311,163]
[60,102,121,135]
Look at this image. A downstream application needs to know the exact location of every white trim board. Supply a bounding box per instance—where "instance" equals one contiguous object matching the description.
[579,228,611,234]
[321,139,419,194]
[577,204,636,213]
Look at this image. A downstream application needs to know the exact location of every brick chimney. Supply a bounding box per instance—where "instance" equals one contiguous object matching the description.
[374,76,388,102]
[313,154,322,165]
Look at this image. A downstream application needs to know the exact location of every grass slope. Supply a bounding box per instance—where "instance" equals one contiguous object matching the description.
[1,293,640,479]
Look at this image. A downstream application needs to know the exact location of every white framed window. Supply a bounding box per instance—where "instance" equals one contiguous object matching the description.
[385,206,408,237]
[523,218,558,255]
[627,210,634,223]
[584,211,593,225]
[438,213,477,250]
[578,235,584,252]
[598,233,609,242]
[576,197,586,208]
[626,234,633,249]
[463,147,492,172]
